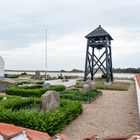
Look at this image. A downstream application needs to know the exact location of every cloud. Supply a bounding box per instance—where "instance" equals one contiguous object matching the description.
[0,0,140,69]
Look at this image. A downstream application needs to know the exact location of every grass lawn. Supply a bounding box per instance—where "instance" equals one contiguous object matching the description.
[95,80,130,91]
[76,79,131,91]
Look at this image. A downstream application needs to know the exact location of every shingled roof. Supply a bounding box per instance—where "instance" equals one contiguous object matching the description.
[85,25,113,40]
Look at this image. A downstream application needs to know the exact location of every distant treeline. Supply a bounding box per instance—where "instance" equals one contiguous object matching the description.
[113,68,140,73]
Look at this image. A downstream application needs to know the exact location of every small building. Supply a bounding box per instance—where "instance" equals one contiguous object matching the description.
[0,56,5,80]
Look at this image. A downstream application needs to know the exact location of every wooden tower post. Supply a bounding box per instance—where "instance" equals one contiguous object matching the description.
[84,25,113,82]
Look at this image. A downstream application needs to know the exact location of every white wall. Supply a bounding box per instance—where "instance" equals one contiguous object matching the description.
[135,76,140,118]
[0,56,5,79]
[45,79,76,88]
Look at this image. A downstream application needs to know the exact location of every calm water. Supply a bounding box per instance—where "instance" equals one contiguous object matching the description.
[5,71,135,79]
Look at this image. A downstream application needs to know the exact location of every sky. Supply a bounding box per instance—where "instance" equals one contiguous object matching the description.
[0,0,140,71]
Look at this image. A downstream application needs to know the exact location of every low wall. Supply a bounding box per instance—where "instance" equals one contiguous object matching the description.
[44,79,77,88]
[135,74,140,118]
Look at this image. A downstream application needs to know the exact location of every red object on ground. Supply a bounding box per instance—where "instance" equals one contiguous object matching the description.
[136,74,140,87]
[0,123,25,139]
[0,123,68,140]
[26,129,51,140]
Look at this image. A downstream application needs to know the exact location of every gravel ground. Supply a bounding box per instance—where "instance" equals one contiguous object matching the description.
[62,80,140,140]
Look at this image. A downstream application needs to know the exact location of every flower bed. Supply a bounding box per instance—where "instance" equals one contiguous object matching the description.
[5,85,101,103]
[5,85,65,97]
[60,88,101,102]
[0,95,82,135]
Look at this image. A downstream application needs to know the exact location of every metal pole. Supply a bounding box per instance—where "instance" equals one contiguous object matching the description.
[84,40,89,81]
[45,29,47,79]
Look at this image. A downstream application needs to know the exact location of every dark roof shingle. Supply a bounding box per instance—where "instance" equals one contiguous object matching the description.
[85,25,113,40]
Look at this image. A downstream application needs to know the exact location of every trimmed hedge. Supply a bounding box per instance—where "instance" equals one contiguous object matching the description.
[0,96,82,135]
[19,85,43,89]
[5,87,47,97]
[47,85,65,91]
[0,96,41,110]
[5,85,65,97]
[60,88,101,102]
[4,74,18,78]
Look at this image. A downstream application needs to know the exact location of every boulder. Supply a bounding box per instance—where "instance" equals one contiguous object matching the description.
[35,71,41,80]
[43,83,50,88]
[83,84,90,94]
[90,81,96,90]
[41,90,60,111]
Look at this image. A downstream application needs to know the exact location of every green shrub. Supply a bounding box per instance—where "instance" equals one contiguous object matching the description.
[5,85,65,97]
[35,81,44,84]
[15,81,30,85]
[47,85,65,91]
[0,96,41,110]
[0,96,82,135]
[101,74,110,79]
[5,87,47,97]
[5,74,18,78]
[19,85,43,89]
[60,88,101,102]
[20,72,28,75]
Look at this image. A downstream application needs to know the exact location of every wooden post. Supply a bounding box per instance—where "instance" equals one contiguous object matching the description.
[91,47,94,80]
[105,37,109,83]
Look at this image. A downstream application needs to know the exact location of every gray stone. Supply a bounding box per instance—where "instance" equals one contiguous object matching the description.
[104,81,113,86]
[83,84,89,94]
[35,71,41,80]
[90,81,96,90]
[43,83,50,88]
[41,90,60,111]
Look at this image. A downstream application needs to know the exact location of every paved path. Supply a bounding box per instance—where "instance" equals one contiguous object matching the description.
[62,80,140,140]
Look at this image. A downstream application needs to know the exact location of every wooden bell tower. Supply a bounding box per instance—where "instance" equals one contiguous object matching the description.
[84,25,113,82]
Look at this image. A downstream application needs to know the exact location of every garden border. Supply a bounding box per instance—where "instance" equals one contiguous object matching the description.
[134,74,140,118]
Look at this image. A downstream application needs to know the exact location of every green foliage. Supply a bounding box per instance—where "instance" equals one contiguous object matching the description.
[58,73,63,79]
[5,85,65,97]
[35,81,44,84]
[101,74,109,79]
[47,85,65,91]
[0,96,41,110]
[19,85,43,89]
[0,96,82,135]
[5,87,47,97]
[60,88,101,102]
[15,81,30,85]
[20,72,28,75]
[4,74,18,78]
[113,68,140,73]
